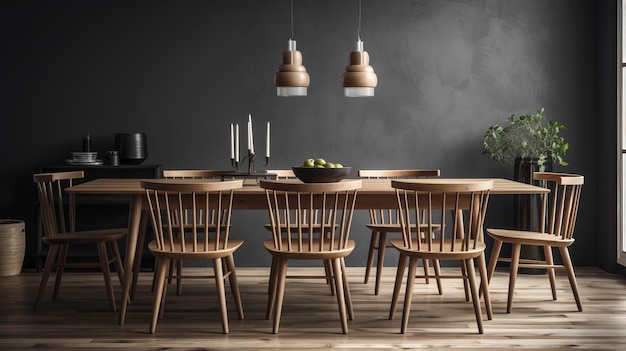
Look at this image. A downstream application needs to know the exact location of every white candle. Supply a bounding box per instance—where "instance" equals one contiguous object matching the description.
[230,123,234,159]
[249,114,255,154]
[235,124,240,162]
[265,121,270,158]
[247,116,251,151]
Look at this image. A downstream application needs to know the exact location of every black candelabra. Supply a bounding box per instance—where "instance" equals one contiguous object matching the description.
[231,150,269,175]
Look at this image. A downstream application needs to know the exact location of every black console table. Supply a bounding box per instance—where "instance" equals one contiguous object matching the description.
[34,164,162,271]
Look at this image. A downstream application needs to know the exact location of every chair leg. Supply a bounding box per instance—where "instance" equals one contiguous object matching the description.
[332,258,349,334]
[374,232,387,295]
[422,258,430,284]
[225,254,244,320]
[543,245,557,300]
[364,230,379,284]
[266,256,279,320]
[272,258,289,334]
[151,257,159,293]
[108,241,125,287]
[213,257,229,334]
[34,244,60,311]
[150,257,169,334]
[465,258,484,334]
[324,259,336,296]
[158,262,169,319]
[559,246,583,312]
[174,259,182,296]
[267,256,275,295]
[460,261,470,302]
[507,243,522,313]
[340,257,354,320]
[432,259,443,295]
[487,239,503,283]
[96,242,117,312]
[400,256,419,334]
[53,244,69,300]
[477,252,493,320]
[389,253,407,320]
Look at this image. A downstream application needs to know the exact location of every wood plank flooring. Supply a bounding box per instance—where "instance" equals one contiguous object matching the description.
[1,266,626,350]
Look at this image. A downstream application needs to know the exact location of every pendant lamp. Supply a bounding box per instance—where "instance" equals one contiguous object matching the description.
[341,0,377,97]
[274,0,310,97]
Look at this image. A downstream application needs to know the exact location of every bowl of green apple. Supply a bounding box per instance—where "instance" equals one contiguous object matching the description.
[292,158,352,183]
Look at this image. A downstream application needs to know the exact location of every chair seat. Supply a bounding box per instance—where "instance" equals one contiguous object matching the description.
[389,238,485,259]
[264,239,355,260]
[42,228,127,245]
[366,223,441,232]
[149,239,243,260]
[487,228,575,247]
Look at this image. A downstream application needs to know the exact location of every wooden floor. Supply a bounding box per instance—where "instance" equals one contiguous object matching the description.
[2,266,626,350]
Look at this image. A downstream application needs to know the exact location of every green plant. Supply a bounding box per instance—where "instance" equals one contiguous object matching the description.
[482,108,569,170]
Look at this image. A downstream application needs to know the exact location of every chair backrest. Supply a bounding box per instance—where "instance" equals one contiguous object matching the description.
[391,179,492,252]
[34,171,84,237]
[267,169,296,179]
[533,172,584,240]
[162,169,230,179]
[162,170,233,227]
[359,169,441,225]
[141,179,243,252]
[260,179,361,253]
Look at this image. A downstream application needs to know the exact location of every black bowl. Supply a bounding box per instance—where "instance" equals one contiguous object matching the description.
[291,166,352,183]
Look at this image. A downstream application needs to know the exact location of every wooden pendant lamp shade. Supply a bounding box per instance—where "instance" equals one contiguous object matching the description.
[341,0,377,97]
[274,39,310,97]
[341,40,377,97]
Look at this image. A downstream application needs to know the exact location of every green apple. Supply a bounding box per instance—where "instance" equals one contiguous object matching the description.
[315,164,325,168]
[334,163,343,168]
[314,158,326,166]
[324,162,335,168]
[302,158,315,167]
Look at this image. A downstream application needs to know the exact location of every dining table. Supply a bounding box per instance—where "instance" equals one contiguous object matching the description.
[65,177,548,326]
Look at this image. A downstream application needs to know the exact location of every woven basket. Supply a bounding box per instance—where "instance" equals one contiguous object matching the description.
[0,219,25,277]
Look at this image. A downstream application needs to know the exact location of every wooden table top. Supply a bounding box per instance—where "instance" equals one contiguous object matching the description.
[66,177,547,210]
[66,177,547,195]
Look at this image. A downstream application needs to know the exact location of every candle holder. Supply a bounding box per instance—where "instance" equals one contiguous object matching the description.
[232,150,270,175]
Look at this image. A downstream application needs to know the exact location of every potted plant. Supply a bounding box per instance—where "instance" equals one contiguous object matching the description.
[483,108,570,267]
[482,107,569,173]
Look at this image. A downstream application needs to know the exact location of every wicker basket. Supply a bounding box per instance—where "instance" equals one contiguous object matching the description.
[0,219,25,276]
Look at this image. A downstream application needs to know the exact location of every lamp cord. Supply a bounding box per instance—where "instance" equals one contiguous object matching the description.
[357,0,362,41]
[290,0,294,40]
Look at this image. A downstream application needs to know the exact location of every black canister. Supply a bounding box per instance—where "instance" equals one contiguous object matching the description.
[107,150,119,166]
[115,132,147,165]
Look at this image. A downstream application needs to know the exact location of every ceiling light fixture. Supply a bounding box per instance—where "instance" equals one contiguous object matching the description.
[274,0,310,97]
[341,0,377,97]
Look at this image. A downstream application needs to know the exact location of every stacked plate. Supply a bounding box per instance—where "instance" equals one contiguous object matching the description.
[66,151,103,165]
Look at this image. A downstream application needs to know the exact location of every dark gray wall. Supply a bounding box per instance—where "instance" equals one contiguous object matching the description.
[2,0,605,269]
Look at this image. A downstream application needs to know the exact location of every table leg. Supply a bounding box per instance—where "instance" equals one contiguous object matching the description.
[131,212,148,300]
[119,194,143,326]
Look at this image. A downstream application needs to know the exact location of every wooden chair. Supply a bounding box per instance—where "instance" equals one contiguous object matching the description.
[157,169,231,295]
[358,169,442,295]
[388,179,493,334]
[260,179,361,334]
[142,178,244,334]
[486,172,584,313]
[33,171,127,311]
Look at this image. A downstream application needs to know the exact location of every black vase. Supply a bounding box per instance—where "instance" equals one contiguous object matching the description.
[115,132,148,165]
[513,157,553,274]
